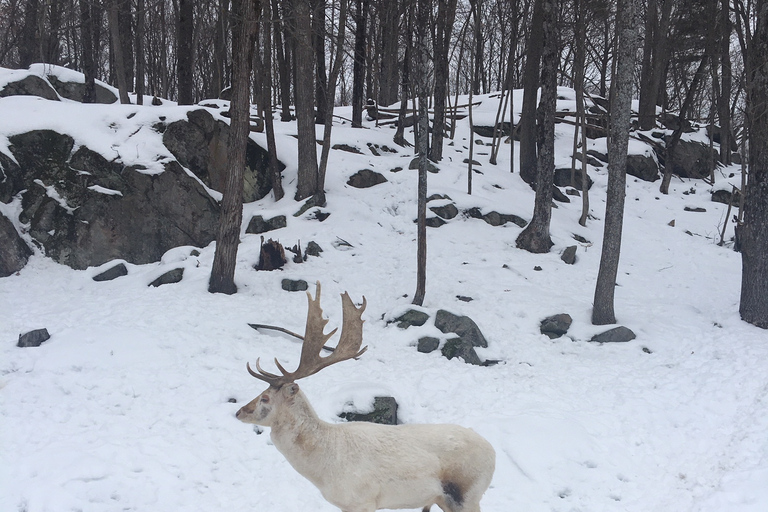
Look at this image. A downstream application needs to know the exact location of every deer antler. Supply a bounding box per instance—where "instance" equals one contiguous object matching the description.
[247,282,367,388]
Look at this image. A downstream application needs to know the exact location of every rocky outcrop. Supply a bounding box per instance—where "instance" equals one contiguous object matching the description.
[626,153,660,182]
[162,109,281,202]
[0,212,32,277]
[45,74,117,104]
[667,140,717,179]
[0,74,59,100]
[2,130,220,269]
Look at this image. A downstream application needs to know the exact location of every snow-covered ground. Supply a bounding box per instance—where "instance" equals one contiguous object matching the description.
[1,68,767,512]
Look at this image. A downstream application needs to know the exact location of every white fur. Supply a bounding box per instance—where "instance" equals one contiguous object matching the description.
[237,384,495,512]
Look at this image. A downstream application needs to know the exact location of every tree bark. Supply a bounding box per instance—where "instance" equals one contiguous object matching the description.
[177,0,195,105]
[80,0,97,103]
[109,0,131,104]
[135,0,146,104]
[118,0,134,92]
[429,0,458,161]
[272,0,293,121]
[738,0,768,328]
[515,0,557,253]
[312,0,328,124]
[412,0,430,306]
[352,0,370,127]
[378,0,400,106]
[19,0,40,67]
[638,0,672,130]
[209,0,258,294]
[260,0,284,200]
[519,0,545,186]
[592,0,640,325]
[293,0,319,200]
[718,0,733,165]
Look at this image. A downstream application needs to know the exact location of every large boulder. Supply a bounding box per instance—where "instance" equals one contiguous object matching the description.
[667,140,717,179]
[4,130,220,269]
[45,74,117,104]
[626,153,660,182]
[0,74,59,101]
[162,109,281,202]
[0,212,32,277]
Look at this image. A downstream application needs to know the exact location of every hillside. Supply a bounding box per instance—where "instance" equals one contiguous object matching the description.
[1,66,767,512]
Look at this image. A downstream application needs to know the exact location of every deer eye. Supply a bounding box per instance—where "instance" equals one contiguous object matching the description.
[260,396,270,404]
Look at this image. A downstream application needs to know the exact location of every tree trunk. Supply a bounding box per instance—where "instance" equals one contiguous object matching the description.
[515,0,558,253]
[135,0,146,104]
[412,0,430,306]
[293,0,319,200]
[429,0,458,161]
[213,0,230,99]
[177,0,195,105]
[637,0,672,130]
[80,0,97,103]
[272,0,293,121]
[209,0,258,294]
[109,0,131,104]
[378,0,400,106]
[738,0,768,328]
[312,0,328,124]
[393,8,412,148]
[118,0,134,92]
[519,0,545,186]
[718,0,732,165]
[592,0,640,325]
[352,0,369,128]
[261,0,284,200]
[19,0,40,67]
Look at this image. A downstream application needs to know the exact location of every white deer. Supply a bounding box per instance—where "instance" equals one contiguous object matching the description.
[236,283,495,512]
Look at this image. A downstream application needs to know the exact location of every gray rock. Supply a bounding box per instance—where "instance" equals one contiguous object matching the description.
[340,396,398,425]
[149,268,184,287]
[626,153,660,182]
[425,216,447,228]
[17,328,51,347]
[711,188,741,206]
[417,336,440,353]
[590,326,636,343]
[5,131,220,269]
[409,158,439,173]
[282,279,309,292]
[464,207,527,228]
[332,143,363,154]
[434,310,488,348]
[429,203,459,220]
[552,185,570,203]
[304,241,323,258]
[441,337,482,365]
[163,109,280,202]
[561,245,577,265]
[0,74,59,101]
[393,309,430,329]
[0,212,32,277]
[92,263,128,282]
[554,168,593,190]
[347,169,388,188]
[540,313,573,339]
[246,215,287,234]
[667,140,717,179]
[45,74,117,104]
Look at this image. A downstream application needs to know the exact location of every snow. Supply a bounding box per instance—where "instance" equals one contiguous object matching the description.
[1,71,767,512]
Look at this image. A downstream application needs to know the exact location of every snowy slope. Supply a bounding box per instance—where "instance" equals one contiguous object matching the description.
[1,81,767,512]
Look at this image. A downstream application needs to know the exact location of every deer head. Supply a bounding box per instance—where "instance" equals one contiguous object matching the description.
[236,282,367,426]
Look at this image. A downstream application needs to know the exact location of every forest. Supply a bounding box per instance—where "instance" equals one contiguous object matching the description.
[3,0,765,328]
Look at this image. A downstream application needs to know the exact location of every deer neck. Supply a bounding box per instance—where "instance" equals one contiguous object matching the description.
[270,390,332,478]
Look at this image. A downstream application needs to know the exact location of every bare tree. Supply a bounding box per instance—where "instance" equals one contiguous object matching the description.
[592,0,640,325]
[352,0,370,127]
[108,0,131,104]
[293,0,320,201]
[518,0,545,186]
[412,0,431,306]
[738,0,768,328]
[209,0,258,294]
[429,0,458,161]
[177,0,195,105]
[515,0,558,253]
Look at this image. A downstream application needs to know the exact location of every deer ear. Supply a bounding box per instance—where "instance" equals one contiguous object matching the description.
[283,383,300,398]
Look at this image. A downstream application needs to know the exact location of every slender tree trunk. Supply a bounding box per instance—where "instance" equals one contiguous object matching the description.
[312,0,328,124]
[118,0,134,92]
[429,0,458,161]
[213,0,230,99]
[272,0,293,121]
[378,0,400,106]
[738,0,768,328]
[19,0,40,67]
[592,0,640,325]
[719,0,733,165]
[515,0,558,253]
[293,0,319,200]
[136,0,145,104]
[209,0,258,294]
[109,0,131,104]
[412,0,430,306]
[519,0,545,186]
[638,0,672,130]
[261,0,284,200]
[177,0,195,105]
[80,0,97,103]
[393,6,413,148]
[316,0,349,200]
[352,0,369,127]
